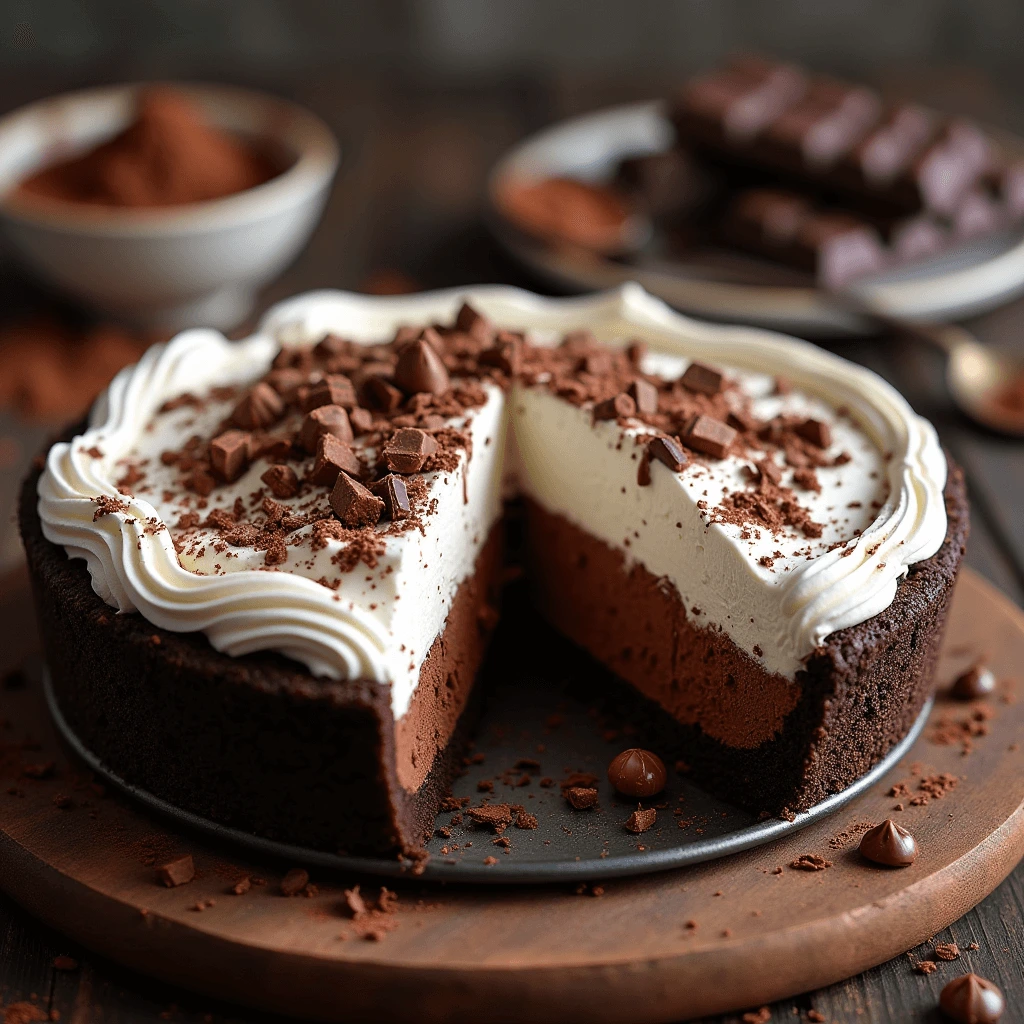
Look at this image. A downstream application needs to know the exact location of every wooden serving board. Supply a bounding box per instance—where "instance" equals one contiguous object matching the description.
[1,567,1022,1024]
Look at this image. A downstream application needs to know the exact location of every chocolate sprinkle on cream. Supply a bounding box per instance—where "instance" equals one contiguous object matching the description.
[796,418,832,449]
[628,377,659,414]
[299,374,356,412]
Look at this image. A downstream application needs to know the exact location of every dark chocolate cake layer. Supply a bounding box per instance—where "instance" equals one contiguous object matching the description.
[524,458,968,815]
[20,462,502,858]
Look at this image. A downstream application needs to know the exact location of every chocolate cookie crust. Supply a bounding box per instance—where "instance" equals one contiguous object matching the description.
[20,459,502,858]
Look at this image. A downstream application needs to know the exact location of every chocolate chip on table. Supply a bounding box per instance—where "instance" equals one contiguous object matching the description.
[564,786,599,810]
[624,806,657,834]
[647,435,688,472]
[280,867,309,896]
[627,377,659,414]
[858,819,918,867]
[209,429,250,482]
[394,332,450,396]
[593,393,637,421]
[309,434,363,486]
[795,417,832,449]
[939,973,1005,1023]
[156,854,195,888]
[298,374,357,412]
[330,473,384,528]
[232,381,284,429]
[299,404,353,453]
[684,415,737,459]
[260,464,299,499]
[680,361,724,395]
[607,748,667,798]
[371,474,412,521]
[382,428,438,474]
[951,663,997,700]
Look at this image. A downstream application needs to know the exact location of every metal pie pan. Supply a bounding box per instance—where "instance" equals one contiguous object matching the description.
[44,668,931,885]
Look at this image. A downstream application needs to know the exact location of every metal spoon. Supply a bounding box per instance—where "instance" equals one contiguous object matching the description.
[869,317,1024,438]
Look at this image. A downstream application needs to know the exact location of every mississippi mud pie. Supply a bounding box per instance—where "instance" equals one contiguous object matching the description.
[20,285,966,856]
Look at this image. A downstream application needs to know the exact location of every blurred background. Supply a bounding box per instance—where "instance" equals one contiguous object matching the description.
[1,1,1023,582]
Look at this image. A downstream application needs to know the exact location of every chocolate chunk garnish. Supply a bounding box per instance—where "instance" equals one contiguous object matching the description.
[280,867,309,896]
[382,428,438,474]
[394,332,450,396]
[637,449,652,487]
[607,748,667,798]
[299,404,353,453]
[789,854,832,871]
[647,435,688,472]
[209,430,251,483]
[939,974,1004,1024]
[455,301,493,342]
[314,333,349,359]
[680,361,724,395]
[593,393,636,421]
[795,418,832,449]
[363,375,404,413]
[349,407,374,435]
[627,377,659,415]
[260,464,299,499]
[156,854,195,888]
[309,434,363,486]
[565,786,599,810]
[684,415,737,458]
[371,474,411,521]
[299,374,356,412]
[624,807,657,834]
[479,332,523,375]
[858,819,918,867]
[265,367,305,400]
[951,663,996,700]
[330,473,384,528]
[232,382,284,429]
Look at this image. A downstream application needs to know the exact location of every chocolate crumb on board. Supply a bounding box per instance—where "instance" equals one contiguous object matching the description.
[789,854,832,871]
[155,854,195,888]
[740,1007,771,1024]
[934,941,960,961]
[230,877,251,895]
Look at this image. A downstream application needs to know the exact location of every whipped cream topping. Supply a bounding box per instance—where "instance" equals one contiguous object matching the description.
[38,284,947,707]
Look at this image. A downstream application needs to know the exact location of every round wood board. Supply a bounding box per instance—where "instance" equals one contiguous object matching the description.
[1,567,1022,1024]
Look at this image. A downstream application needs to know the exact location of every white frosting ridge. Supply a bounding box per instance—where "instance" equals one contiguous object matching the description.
[37,283,947,704]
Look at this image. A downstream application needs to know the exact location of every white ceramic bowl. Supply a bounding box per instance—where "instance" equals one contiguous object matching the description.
[0,82,339,331]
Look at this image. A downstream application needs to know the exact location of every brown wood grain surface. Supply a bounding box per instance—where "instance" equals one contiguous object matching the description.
[1,68,1023,1023]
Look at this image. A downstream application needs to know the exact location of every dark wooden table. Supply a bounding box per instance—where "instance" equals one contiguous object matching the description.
[1,69,1023,1023]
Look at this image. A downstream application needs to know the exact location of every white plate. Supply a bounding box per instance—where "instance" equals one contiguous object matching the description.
[488,101,1024,336]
